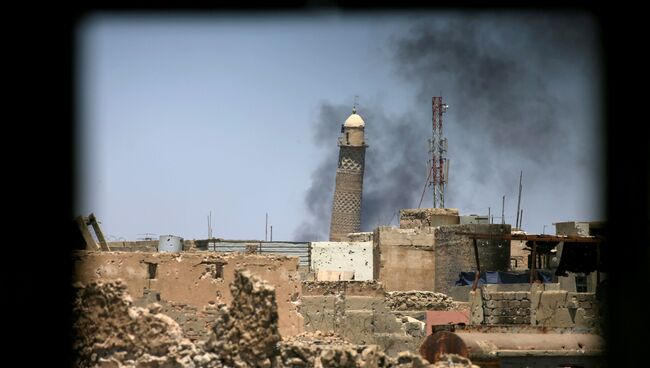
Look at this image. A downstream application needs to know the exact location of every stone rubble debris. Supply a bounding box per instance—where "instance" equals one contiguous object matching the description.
[203,269,282,368]
[431,354,479,368]
[72,280,199,368]
[302,280,384,295]
[385,291,455,311]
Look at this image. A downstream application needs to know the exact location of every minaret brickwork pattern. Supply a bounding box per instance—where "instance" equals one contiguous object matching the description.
[329,109,367,241]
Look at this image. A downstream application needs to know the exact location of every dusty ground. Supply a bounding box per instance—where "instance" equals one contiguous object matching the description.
[72,270,479,368]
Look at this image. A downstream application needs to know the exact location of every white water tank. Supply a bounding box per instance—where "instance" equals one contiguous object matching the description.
[158,235,183,253]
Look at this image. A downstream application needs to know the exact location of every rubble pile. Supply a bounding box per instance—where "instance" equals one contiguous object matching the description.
[386,291,455,311]
[280,341,439,367]
[71,280,198,368]
[431,354,479,368]
[399,208,459,228]
[282,331,352,345]
[302,280,384,295]
[204,269,282,368]
[279,332,473,367]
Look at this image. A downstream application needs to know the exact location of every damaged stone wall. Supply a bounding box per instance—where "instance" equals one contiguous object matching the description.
[374,226,436,292]
[469,284,599,329]
[132,289,222,342]
[299,281,463,356]
[469,287,532,325]
[399,208,460,229]
[73,251,304,337]
[342,232,374,242]
[385,291,455,312]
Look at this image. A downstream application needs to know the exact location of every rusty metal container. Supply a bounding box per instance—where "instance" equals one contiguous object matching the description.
[420,330,604,367]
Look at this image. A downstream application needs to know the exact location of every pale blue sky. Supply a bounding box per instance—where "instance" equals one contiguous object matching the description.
[76,11,603,241]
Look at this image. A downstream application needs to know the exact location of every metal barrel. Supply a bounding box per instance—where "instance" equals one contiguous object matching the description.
[158,235,183,253]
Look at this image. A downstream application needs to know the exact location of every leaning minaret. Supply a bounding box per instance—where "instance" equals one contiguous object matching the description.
[329,106,367,241]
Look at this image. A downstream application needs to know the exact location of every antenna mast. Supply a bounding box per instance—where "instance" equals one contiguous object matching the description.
[428,97,449,208]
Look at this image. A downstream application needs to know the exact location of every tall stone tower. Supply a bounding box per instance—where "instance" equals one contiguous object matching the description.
[329,107,367,241]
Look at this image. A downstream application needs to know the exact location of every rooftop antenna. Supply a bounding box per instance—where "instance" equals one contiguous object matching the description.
[353,95,359,113]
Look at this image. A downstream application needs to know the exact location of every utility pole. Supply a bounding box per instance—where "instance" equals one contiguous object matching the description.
[515,171,523,229]
[207,211,213,239]
[270,225,273,242]
[501,195,505,225]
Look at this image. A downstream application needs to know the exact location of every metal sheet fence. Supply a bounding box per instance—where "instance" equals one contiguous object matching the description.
[200,241,311,268]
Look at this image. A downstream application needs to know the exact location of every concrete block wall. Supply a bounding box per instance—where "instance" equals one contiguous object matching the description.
[399,208,460,229]
[481,290,531,325]
[469,285,531,325]
[310,241,374,281]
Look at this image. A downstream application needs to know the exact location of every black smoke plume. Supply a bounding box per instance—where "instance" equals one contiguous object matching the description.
[295,13,600,240]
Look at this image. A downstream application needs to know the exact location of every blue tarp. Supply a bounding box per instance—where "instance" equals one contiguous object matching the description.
[455,270,554,286]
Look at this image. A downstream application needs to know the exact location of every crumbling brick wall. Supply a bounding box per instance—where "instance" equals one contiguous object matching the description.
[385,291,455,311]
[399,208,460,229]
[73,251,304,337]
[133,289,221,342]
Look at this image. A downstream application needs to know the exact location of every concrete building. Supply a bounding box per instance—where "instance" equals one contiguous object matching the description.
[329,107,367,241]
[375,208,511,294]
